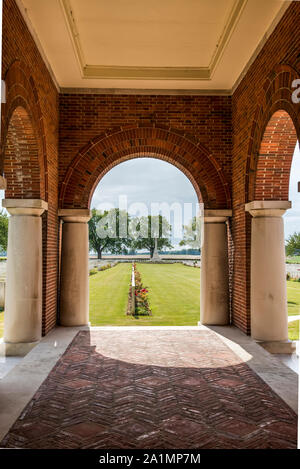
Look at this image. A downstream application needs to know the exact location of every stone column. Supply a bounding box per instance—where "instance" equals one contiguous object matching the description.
[200,210,232,325]
[58,209,91,326]
[2,199,47,356]
[245,201,294,353]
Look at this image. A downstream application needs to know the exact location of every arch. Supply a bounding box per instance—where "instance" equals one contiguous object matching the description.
[246,64,300,202]
[3,105,41,198]
[59,125,230,209]
[254,110,298,200]
[1,60,47,200]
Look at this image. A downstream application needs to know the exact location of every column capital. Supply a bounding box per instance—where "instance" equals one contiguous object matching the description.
[204,209,232,223]
[245,200,291,217]
[58,209,91,223]
[2,199,48,216]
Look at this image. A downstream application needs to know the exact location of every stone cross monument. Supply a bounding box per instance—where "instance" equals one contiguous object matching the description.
[150,237,161,261]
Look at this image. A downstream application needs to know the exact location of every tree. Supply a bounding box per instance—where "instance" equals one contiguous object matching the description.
[0,210,8,253]
[131,214,172,257]
[285,231,300,256]
[88,208,131,259]
[179,216,202,251]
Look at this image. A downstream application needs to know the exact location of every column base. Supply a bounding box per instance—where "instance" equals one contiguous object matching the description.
[59,321,89,327]
[0,340,39,357]
[198,320,229,326]
[257,339,296,354]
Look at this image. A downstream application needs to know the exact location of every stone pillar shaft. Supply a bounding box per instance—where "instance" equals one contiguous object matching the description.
[59,209,91,326]
[2,199,47,356]
[200,210,232,325]
[246,201,294,353]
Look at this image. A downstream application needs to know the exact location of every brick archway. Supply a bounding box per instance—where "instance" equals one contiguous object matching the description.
[1,60,47,200]
[246,64,300,203]
[254,110,298,201]
[3,105,41,199]
[59,125,231,209]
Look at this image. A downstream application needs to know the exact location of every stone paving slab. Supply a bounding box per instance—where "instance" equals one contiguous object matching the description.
[0,329,297,449]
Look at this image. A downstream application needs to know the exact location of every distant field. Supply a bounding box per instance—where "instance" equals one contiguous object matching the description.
[286,256,300,264]
[287,280,300,340]
[0,310,3,338]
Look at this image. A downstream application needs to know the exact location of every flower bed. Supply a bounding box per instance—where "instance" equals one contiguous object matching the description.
[127,263,152,316]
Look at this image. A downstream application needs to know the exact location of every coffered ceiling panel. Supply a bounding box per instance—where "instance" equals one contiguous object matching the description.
[18,0,290,91]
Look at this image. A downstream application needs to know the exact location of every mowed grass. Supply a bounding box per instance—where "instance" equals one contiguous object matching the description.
[0,310,3,338]
[89,262,200,326]
[137,263,200,325]
[89,263,132,326]
[287,280,300,340]
[286,256,300,264]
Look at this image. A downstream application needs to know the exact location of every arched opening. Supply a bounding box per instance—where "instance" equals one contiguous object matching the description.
[284,141,300,351]
[58,128,231,330]
[247,109,299,351]
[254,110,298,202]
[88,157,201,326]
[0,106,46,355]
[3,106,41,199]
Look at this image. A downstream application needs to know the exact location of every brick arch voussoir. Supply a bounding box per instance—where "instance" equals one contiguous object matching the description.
[246,64,300,202]
[60,127,230,209]
[1,60,48,200]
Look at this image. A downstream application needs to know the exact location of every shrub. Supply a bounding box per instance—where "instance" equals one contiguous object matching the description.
[98,263,113,271]
[89,268,98,276]
[133,263,152,316]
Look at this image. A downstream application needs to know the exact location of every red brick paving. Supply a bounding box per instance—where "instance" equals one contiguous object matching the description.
[0,329,297,449]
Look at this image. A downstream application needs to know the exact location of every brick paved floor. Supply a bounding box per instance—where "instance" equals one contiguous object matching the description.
[0,329,297,449]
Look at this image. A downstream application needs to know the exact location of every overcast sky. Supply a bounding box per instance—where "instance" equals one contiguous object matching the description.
[91,158,199,247]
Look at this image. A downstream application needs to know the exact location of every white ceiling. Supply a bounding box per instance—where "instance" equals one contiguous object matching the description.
[18,0,290,92]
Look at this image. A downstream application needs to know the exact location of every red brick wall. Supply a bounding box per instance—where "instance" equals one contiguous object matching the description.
[1,0,59,335]
[232,2,300,333]
[59,95,232,210]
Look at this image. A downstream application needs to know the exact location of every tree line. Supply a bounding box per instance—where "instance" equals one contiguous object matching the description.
[1,209,299,259]
[88,208,199,259]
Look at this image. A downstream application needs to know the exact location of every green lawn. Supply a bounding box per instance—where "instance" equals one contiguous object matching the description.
[89,263,132,325]
[287,280,300,316]
[0,310,3,338]
[287,280,300,340]
[286,256,300,264]
[89,262,200,326]
[137,263,200,325]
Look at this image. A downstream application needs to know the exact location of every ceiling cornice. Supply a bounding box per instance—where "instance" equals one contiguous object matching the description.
[60,87,232,96]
